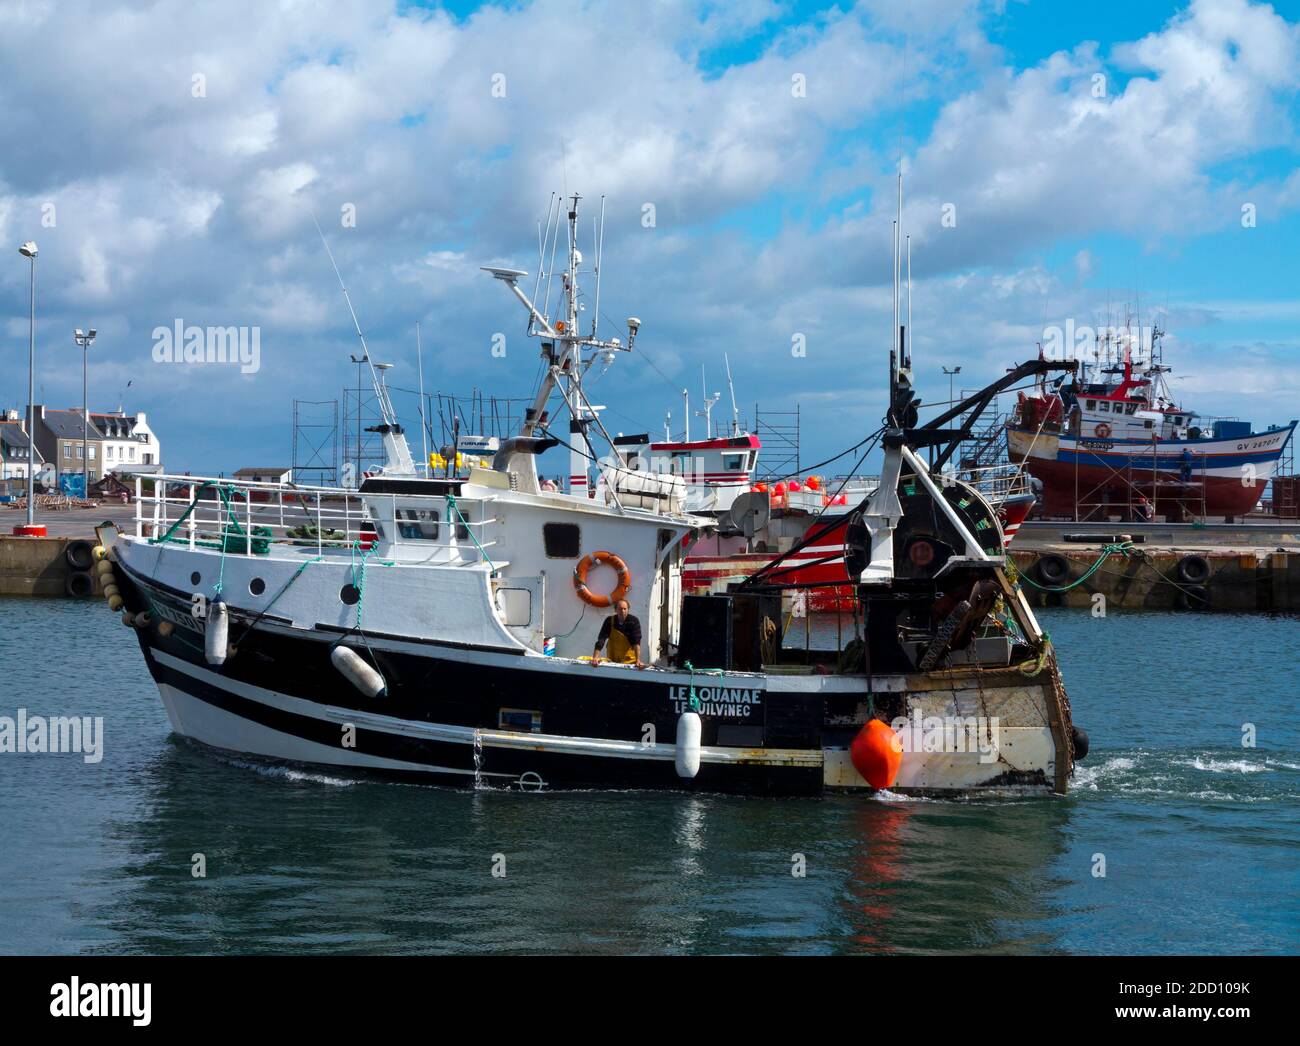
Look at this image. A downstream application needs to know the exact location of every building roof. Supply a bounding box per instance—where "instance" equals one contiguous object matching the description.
[90,412,148,441]
[233,467,292,476]
[0,422,36,454]
[38,408,105,440]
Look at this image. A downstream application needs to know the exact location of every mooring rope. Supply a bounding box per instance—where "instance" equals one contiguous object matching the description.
[1016,541,1135,592]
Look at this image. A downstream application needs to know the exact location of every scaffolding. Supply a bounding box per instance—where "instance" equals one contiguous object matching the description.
[291,399,339,487]
[341,379,386,486]
[1071,447,1210,523]
[754,404,799,481]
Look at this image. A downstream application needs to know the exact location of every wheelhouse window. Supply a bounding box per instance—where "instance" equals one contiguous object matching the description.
[723,453,744,471]
[396,508,440,540]
[1125,402,1138,415]
[543,522,581,558]
[1085,399,1096,411]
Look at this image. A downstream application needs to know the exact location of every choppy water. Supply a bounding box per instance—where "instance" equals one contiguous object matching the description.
[0,598,1296,954]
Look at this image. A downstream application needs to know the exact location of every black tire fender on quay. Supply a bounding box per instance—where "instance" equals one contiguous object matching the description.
[65,570,95,598]
[65,539,95,571]
[1177,584,1210,610]
[1036,553,1070,585]
[1176,554,1210,584]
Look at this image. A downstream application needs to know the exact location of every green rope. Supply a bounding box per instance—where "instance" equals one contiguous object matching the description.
[232,554,324,646]
[447,494,495,572]
[1017,542,1135,593]
[682,660,725,711]
[1019,631,1052,677]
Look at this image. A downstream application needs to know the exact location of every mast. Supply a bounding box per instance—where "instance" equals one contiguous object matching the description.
[482,193,639,494]
[311,209,416,476]
[724,352,741,436]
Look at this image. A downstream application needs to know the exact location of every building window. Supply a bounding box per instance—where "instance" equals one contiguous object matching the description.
[76,445,83,459]
[63,445,71,458]
[543,522,581,558]
[107,446,115,458]
[88,446,96,460]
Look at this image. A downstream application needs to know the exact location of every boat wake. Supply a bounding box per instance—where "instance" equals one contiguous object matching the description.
[1071,749,1300,802]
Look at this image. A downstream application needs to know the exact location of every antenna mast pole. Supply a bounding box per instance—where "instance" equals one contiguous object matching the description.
[416,322,429,475]
[724,352,740,436]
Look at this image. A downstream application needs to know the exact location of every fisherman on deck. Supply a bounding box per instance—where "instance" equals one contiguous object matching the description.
[591,599,645,669]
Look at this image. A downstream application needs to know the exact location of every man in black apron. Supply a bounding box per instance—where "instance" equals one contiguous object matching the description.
[591,599,644,668]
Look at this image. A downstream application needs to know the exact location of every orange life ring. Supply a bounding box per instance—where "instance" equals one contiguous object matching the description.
[1094,422,1112,438]
[573,550,631,608]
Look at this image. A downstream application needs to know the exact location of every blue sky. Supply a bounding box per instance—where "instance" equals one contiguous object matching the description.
[1,0,1298,478]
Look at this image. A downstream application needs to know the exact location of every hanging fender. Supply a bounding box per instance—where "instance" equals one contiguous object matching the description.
[573,550,631,608]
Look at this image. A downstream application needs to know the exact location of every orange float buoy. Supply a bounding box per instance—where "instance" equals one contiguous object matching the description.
[806,475,821,491]
[850,719,903,789]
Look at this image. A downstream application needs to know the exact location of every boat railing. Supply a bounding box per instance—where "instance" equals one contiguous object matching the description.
[961,462,1032,502]
[132,473,499,562]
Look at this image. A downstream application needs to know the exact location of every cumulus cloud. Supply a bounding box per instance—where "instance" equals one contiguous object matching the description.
[0,0,1296,471]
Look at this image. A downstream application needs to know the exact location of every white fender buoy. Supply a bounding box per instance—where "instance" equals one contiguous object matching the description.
[675,711,702,779]
[205,598,229,666]
[331,645,387,699]
[134,611,152,629]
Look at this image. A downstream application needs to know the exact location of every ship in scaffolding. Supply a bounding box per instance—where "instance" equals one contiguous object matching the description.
[1005,325,1296,523]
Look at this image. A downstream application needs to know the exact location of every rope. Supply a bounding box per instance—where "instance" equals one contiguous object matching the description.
[1017,541,1135,592]
[553,604,586,640]
[1018,631,1052,677]
[232,554,324,646]
[682,660,724,711]
[447,494,495,572]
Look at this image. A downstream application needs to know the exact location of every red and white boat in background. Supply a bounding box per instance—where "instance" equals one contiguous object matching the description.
[603,415,1036,613]
[1008,328,1296,521]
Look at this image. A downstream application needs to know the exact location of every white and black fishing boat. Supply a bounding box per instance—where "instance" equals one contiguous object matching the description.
[97,192,1088,795]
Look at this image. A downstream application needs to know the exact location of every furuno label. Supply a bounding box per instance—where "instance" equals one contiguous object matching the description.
[667,685,763,718]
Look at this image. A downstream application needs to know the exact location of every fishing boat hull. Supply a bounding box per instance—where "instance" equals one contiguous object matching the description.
[110,553,1073,797]
[1008,422,1295,518]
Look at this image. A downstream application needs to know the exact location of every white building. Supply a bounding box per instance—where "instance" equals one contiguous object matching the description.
[93,411,162,475]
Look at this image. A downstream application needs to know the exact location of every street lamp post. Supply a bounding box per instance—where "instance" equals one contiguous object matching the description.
[16,242,42,536]
[942,365,962,407]
[74,328,98,498]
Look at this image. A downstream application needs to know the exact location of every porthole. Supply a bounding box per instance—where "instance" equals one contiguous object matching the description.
[190,571,201,586]
[249,577,266,596]
[340,583,361,606]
